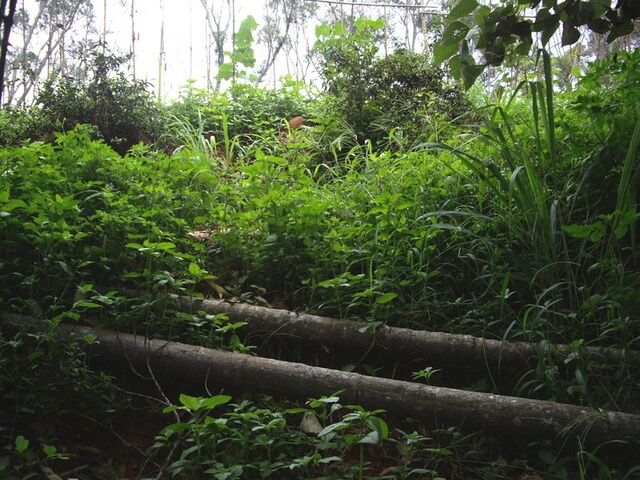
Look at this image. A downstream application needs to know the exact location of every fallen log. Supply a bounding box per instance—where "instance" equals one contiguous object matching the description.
[2,312,639,447]
[168,294,639,371]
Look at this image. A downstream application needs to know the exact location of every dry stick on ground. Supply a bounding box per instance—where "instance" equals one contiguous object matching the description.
[2,312,639,447]
[168,294,639,371]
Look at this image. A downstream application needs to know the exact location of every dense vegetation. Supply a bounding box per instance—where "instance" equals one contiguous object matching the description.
[1,15,639,480]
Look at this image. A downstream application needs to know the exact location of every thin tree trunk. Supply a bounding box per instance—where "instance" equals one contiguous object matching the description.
[256,0,297,84]
[200,0,230,91]
[1,312,639,447]
[130,0,136,79]
[102,0,107,53]
[11,2,86,106]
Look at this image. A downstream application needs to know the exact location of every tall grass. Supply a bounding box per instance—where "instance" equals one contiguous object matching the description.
[168,111,241,168]
[419,52,581,342]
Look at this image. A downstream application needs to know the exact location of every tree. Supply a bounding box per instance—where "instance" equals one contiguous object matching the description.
[33,51,163,154]
[256,0,319,85]
[200,0,233,91]
[314,18,383,142]
[256,0,298,84]
[0,0,18,105]
[434,0,640,88]
[315,20,469,148]
[3,0,96,106]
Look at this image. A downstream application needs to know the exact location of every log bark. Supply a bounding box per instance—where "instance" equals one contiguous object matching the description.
[2,312,640,447]
[168,294,638,371]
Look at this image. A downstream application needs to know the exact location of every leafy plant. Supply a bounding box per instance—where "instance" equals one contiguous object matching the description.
[314,21,470,149]
[0,326,118,479]
[435,0,640,88]
[33,50,165,154]
[217,16,259,83]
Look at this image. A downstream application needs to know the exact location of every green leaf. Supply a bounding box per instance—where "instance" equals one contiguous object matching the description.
[607,17,634,42]
[448,54,463,81]
[515,37,533,55]
[587,17,610,34]
[474,4,492,25]
[561,23,581,45]
[179,394,201,411]
[442,21,470,43]
[368,18,385,30]
[434,39,462,66]
[367,416,389,439]
[587,0,609,16]
[354,17,367,30]
[0,198,27,212]
[216,62,234,80]
[447,0,479,21]
[534,9,560,45]
[74,301,102,309]
[199,394,232,410]
[461,61,485,90]
[332,23,347,36]
[317,421,350,437]
[155,242,176,251]
[358,430,380,444]
[188,262,204,275]
[434,21,470,65]
[562,222,605,242]
[235,16,257,48]
[78,283,93,294]
[15,436,29,454]
[376,292,398,304]
[42,445,57,456]
[355,17,384,30]
[58,261,73,276]
[315,23,332,37]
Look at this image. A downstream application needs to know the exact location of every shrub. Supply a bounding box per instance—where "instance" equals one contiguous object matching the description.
[166,77,313,151]
[314,20,471,149]
[363,49,471,143]
[30,50,165,155]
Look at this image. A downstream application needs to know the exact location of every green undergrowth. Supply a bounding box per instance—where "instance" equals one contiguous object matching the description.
[142,391,640,480]
[1,49,639,478]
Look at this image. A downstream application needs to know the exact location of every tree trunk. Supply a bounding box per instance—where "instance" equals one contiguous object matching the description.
[168,294,638,372]
[0,0,17,105]
[2,312,639,447]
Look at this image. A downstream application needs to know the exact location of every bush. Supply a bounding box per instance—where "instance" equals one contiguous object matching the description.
[29,51,165,155]
[569,48,640,218]
[314,20,471,149]
[166,77,313,149]
[364,49,470,140]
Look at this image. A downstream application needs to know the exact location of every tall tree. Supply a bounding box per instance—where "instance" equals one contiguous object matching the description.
[129,0,136,78]
[257,0,319,84]
[4,0,95,106]
[0,0,18,105]
[200,0,233,90]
